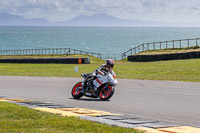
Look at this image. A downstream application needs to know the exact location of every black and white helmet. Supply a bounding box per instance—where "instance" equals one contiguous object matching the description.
[106,59,114,69]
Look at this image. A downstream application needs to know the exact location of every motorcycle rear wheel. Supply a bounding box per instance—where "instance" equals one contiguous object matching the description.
[71,82,83,99]
[99,86,115,101]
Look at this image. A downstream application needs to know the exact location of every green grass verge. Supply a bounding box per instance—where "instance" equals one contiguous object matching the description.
[137,46,200,55]
[0,55,200,82]
[0,101,141,133]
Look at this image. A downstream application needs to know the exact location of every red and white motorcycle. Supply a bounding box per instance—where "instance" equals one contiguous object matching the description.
[71,71,118,101]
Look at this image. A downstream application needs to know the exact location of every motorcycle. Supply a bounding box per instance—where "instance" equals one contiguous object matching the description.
[71,70,118,101]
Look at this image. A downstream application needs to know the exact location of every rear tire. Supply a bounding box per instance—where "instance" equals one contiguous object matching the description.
[71,82,83,99]
[99,86,115,101]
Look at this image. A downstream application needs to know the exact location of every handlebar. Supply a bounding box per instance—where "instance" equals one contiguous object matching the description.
[100,70,109,75]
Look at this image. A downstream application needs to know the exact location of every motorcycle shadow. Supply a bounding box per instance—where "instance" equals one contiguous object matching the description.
[69,98,111,102]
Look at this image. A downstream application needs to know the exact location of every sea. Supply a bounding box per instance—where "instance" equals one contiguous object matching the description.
[1,26,200,59]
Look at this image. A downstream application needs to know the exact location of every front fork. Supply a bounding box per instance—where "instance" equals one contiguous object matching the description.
[81,82,85,93]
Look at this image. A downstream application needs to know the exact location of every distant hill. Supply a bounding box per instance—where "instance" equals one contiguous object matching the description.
[0,12,199,27]
[57,13,173,27]
[57,13,131,26]
[0,12,50,26]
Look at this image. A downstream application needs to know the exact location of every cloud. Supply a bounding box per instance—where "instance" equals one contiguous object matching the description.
[1,0,200,23]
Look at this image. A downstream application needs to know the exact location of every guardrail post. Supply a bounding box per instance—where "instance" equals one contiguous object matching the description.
[160,42,161,49]
[147,43,149,50]
[142,44,144,51]
[196,38,198,46]
[138,46,140,52]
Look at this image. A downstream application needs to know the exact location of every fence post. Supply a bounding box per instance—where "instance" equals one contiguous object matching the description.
[180,40,182,48]
[188,39,190,47]
[196,38,198,46]
[138,46,140,53]
[153,42,155,50]
[147,43,149,50]
[173,41,175,48]
[142,44,144,51]
[160,42,161,49]
[166,41,168,49]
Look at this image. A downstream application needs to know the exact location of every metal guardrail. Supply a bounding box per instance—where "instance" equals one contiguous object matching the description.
[122,38,200,60]
[0,48,102,59]
[1,38,200,61]
[0,48,123,60]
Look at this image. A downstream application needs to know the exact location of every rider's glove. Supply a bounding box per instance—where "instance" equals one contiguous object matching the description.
[98,70,104,75]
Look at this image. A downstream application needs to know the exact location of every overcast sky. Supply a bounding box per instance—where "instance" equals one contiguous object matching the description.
[1,0,200,23]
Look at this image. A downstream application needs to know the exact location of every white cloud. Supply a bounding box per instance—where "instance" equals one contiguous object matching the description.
[1,0,200,23]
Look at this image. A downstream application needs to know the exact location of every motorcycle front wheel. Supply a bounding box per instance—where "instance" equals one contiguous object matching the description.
[99,86,115,101]
[71,82,83,99]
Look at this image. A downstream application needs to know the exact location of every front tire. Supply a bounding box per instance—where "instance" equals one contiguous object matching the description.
[99,86,115,101]
[71,82,83,99]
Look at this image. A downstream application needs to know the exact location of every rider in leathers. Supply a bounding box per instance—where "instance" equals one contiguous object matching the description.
[83,59,114,89]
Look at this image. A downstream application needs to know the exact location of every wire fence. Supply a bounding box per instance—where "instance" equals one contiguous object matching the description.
[0,48,123,60]
[0,48,102,59]
[122,38,200,60]
[1,38,200,61]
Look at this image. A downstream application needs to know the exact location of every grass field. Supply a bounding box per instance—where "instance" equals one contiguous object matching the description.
[137,46,200,55]
[0,101,141,133]
[0,54,200,82]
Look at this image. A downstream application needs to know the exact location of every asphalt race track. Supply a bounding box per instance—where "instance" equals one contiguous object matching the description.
[0,76,200,127]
